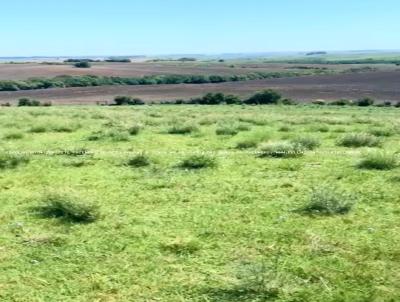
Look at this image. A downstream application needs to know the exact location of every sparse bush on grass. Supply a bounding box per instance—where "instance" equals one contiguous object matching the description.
[29,125,47,133]
[161,238,201,255]
[236,124,251,131]
[167,124,198,134]
[216,126,239,136]
[178,155,217,169]
[357,152,397,170]
[337,133,381,148]
[310,125,329,132]
[278,125,291,132]
[0,153,29,169]
[368,128,393,137]
[235,132,269,149]
[128,124,141,135]
[291,137,321,150]
[298,186,354,215]
[127,154,151,167]
[108,130,130,142]
[4,132,24,140]
[36,193,100,223]
[62,159,87,167]
[258,142,303,158]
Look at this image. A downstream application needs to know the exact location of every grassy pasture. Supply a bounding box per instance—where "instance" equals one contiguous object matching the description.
[0,105,400,301]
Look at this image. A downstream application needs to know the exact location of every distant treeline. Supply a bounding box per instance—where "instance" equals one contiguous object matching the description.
[64,58,131,63]
[0,72,306,92]
[266,58,400,65]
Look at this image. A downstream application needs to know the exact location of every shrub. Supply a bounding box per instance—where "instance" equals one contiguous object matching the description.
[337,133,381,148]
[312,99,326,105]
[216,126,239,136]
[74,61,91,68]
[291,137,320,150]
[114,96,144,105]
[36,193,100,223]
[258,142,303,158]
[280,98,297,105]
[225,94,242,104]
[357,152,397,170]
[127,154,151,167]
[235,139,258,149]
[0,153,29,169]
[128,125,141,135]
[161,238,201,255]
[368,128,393,137]
[235,132,269,149]
[356,97,375,107]
[4,132,24,140]
[298,187,354,215]
[29,125,47,133]
[178,155,217,169]
[244,89,282,105]
[167,124,198,134]
[18,98,41,106]
[329,99,353,106]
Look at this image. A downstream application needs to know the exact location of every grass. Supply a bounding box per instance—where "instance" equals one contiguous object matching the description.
[167,124,198,134]
[0,105,400,301]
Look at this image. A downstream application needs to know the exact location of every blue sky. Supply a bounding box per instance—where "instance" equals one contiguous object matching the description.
[1,0,399,56]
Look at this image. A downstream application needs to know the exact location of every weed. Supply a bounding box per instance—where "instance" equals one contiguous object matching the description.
[337,133,381,148]
[357,152,397,170]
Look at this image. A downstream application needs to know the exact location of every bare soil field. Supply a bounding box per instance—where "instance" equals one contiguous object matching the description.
[0,70,399,104]
[0,61,397,80]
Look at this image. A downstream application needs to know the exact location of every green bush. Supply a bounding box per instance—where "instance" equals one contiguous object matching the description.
[127,154,151,167]
[18,98,41,106]
[216,126,239,136]
[337,133,381,148]
[4,132,24,140]
[291,137,320,150]
[114,96,144,105]
[36,193,100,223]
[355,97,374,107]
[0,153,29,169]
[244,89,282,105]
[298,187,354,215]
[74,61,91,68]
[329,99,353,106]
[167,124,198,134]
[367,128,393,137]
[357,152,397,170]
[178,155,217,169]
[128,125,141,135]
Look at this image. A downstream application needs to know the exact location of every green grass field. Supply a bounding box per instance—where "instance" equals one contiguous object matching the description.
[1,105,399,301]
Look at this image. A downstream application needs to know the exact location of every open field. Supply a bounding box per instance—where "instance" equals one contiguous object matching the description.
[1,105,400,301]
[1,70,400,104]
[2,61,398,80]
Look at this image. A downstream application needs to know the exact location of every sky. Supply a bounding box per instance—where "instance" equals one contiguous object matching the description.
[1,0,399,56]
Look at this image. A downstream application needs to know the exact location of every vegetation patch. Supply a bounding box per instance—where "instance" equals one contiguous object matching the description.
[336,133,381,147]
[357,152,398,170]
[258,142,303,158]
[297,186,354,215]
[35,193,100,223]
[178,154,217,169]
